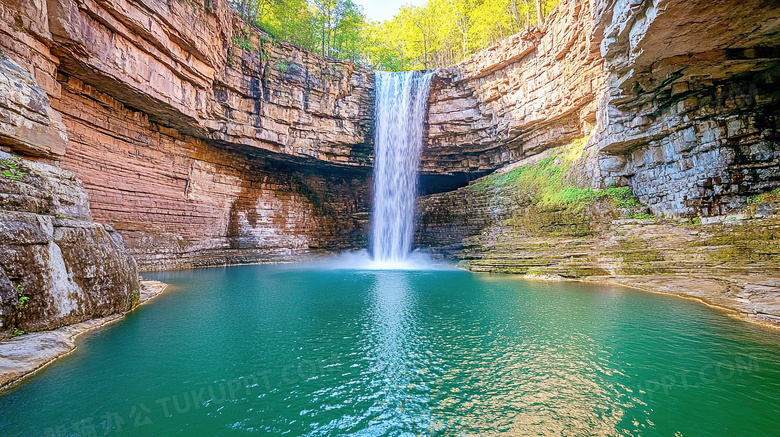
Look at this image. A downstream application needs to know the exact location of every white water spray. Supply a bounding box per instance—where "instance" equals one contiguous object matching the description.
[370,71,433,266]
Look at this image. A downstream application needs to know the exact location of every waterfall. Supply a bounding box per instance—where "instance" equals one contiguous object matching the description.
[370,71,433,265]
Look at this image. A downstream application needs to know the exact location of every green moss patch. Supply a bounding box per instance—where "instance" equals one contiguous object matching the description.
[468,137,648,214]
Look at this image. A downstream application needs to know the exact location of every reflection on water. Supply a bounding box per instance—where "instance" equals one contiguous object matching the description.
[362,272,437,434]
[1,266,779,436]
[294,249,453,271]
[419,280,631,436]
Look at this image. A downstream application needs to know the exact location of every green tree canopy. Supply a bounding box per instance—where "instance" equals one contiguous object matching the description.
[229,0,559,70]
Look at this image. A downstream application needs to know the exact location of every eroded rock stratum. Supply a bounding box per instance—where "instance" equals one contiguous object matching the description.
[416,0,779,323]
[0,0,778,333]
[0,58,139,337]
[1,0,372,273]
[424,0,779,217]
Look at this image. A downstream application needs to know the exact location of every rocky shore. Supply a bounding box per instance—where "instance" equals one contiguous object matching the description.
[0,279,167,391]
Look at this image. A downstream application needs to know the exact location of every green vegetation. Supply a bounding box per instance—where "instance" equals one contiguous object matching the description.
[228,0,559,69]
[552,186,642,210]
[468,137,649,213]
[11,285,29,336]
[747,188,780,205]
[627,212,656,220]
[15,285,29,319]
[0,156,26,182]
[745,187,780,217]
[231,34,254,51]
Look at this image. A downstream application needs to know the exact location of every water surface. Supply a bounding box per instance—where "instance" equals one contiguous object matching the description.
[1,265,779,436]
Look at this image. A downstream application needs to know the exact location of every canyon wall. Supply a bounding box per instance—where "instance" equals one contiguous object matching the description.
[424,0,603,177]
[4,0,775,272]
[1,0,374,165]
[1,0,779,334]
[0,0,374,271]
[416,0,780,322]
[0,57,138,338]
[53,76,369,271]
[423,0,780,216]
[593,0,780,217]
[415,149,780,323]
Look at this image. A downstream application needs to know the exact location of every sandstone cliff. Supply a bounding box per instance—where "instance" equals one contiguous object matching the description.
[0,57,139,338]
[424,0,602,177]
[1,0,373,271]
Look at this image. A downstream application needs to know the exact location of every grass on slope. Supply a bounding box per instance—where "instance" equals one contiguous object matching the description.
[468,137,649,215]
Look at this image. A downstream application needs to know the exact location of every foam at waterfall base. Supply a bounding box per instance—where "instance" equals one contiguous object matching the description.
[308,250,455,271]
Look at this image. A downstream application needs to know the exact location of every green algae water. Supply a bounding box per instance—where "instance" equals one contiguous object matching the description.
[1,265,780,436]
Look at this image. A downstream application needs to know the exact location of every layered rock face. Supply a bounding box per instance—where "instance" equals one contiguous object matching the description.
[0,0,373,270]
[1,0,373,165]
[417,0,779,321]
[594,0,780,216]
[422,0,780,216]
[53,76,369,270]
[0,57,139,338]
[0,0,372,337]
[424,0,603,177]
[416,141,780,324]
[0,0,778,335]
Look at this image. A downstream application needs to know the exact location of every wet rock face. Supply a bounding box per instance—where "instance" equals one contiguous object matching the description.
[0,156,139,338]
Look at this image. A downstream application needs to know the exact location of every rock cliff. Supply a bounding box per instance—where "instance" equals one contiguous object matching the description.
[424,0,602,177]
[2,0,373,165]
[416,139,780,324]
[0,57,138,338]
[1,0,374,335]
[423,0,780,217]
[416,0,779,323]
[1,0,373,271]
[594,0,780,217]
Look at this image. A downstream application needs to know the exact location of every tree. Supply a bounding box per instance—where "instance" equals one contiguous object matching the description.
[536,0,543,26]
[228,0,561,71]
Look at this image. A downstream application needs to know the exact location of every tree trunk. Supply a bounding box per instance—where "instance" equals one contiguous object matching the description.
[321,15,326,56]
[509,0,522,31]
[536,0,543,26]
[324,2,332,56]
[331,21,340,57]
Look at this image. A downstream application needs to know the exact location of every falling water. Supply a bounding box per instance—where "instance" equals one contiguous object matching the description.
[370,71,433,265]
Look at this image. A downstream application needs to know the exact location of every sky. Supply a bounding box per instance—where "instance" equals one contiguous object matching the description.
[354,0,428,22]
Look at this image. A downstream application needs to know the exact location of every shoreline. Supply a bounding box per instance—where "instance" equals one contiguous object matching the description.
[515,272,780,332]
[0,279,168,392]
[152,257,780,332]
[590,276,780,332]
